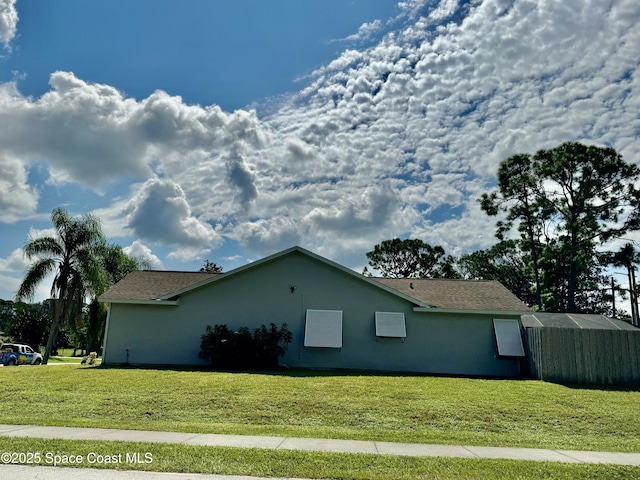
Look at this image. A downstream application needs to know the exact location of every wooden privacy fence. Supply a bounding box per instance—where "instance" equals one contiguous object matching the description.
[523,327,640,386]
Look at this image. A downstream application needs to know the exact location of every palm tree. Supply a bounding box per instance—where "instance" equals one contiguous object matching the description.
[16,207,106,364]
[82,243,149,354]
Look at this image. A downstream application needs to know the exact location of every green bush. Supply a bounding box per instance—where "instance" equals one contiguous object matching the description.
[199,323,292,370]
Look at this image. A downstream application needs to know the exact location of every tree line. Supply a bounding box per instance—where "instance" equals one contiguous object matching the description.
[365,142,640,320]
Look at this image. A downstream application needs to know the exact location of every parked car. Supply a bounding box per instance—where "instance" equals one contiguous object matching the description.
[0,343,43,366]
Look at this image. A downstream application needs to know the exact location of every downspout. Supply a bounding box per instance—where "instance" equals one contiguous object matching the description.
[101,303,112,364]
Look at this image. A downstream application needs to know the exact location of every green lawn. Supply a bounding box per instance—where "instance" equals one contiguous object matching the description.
[46,356,82,363]
[0,437,638,480]
[2,365,639,453]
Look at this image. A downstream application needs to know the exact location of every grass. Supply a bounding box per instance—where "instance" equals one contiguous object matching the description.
[52,348,90,357]
[1,365,639,453]
[45,347,101,364]
[46,356,82,363]
[1,437,638,480]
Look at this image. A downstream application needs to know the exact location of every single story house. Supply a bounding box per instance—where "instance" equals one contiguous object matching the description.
[99,246,531,377]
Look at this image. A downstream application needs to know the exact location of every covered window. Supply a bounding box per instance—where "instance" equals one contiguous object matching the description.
[493,318,525,357]
[375,312,406,338]
[304,309,343,348]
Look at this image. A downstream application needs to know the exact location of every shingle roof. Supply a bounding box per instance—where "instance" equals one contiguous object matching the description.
[99,270,219,302]
[99,247,529,313]
[373,277,531,311]
[521,313,637,330]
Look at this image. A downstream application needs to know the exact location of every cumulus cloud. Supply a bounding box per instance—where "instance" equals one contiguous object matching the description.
[0,72,267,188]
[25,226,56,242]
[232,216,303,256]
[0,248,27,272]
[397,0,430,19]
[344,19,383,43]
[0,69,267,256]
[225,145,258,208]
[123,240,164,270]
[0,0,17,46]
[245,0,640,260]
[0,155,39,222]
[2,0,640,265]
[123,178,222,259]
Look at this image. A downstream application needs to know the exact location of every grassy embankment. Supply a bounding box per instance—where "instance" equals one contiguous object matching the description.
[1,366,638,479]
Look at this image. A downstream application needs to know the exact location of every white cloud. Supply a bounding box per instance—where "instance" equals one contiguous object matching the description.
[123,178,222,259]
[91,199,131,240]
[0,273,21,301]
[241,0,640,257]
[0,155,39,222]
[0,0,17,46]
[232,216,303,257]
[224,144,258,208]
[0,245,54,302]
[2,0,640,265]
[123,240,164,270]
[344,19,384,43]
[397,0,429,19]
[0,248,26,272]
[0,72,268,189]
[26,226,56,242]
[427,0,460,22]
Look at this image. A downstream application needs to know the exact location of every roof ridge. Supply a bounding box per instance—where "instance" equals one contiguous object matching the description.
[139,270,220,274]
[373,277,499,283]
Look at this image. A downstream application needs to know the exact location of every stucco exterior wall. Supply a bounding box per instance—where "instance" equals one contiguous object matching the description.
[103,251,522,377]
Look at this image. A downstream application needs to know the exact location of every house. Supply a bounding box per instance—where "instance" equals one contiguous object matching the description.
[99,246,531,377]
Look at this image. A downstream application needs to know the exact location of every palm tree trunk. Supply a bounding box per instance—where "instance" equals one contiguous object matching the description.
[42,320,59,364]
[42,299,62,364]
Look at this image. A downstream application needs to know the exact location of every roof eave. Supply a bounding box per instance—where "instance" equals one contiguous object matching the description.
[414,306,531,316]
[100,299,180,306]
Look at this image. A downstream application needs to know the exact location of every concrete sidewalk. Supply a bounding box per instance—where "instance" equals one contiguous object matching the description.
[1,464,307,480]
[1,423,639,466]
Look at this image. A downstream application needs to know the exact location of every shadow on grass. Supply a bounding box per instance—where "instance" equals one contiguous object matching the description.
[84,363,541,381]
[88,365,640,390]
[87,364,408,377]
[558,381,640,392]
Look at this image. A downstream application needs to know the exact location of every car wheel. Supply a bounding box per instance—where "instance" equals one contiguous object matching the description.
[7,358,15,366]
[34,358,42,365]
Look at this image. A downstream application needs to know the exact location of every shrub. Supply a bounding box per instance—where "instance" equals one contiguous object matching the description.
[199,322,292,370]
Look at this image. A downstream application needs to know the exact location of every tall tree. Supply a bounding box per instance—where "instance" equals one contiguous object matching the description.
[7,301,51,349]
[479,154,547,310]
[365,238,445,278]
[456,240,537,306]
[200,260,223,273]
[482,142,640,313]
[16,207,106,364]
[100,243,146,284]
[0,299,16,336]
[534,142,640,312]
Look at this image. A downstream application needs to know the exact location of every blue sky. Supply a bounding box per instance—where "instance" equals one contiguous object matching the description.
[3,1,398,110]
[1,0,639,302]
